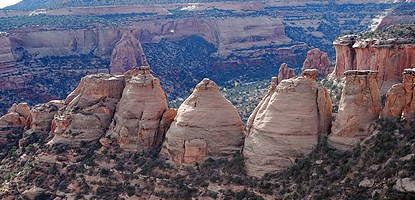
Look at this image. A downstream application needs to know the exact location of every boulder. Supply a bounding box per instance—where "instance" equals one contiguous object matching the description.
[244,69,332,177]
[276,63,296,84]
[49,73,124,146]
[395,178,415,193]
[329,70,381,150]
[302,48,331,75]
[107,66,173,151]
[161,78,245,165]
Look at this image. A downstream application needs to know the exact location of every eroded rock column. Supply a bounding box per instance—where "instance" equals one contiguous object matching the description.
[329,70,381,150]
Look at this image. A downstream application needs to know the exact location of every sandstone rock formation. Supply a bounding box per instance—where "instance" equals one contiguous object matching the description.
[302,48,331,75]
[332,35,415,92]
[383,68,415,119]
[106,66,173,151]
[0,103,31,158]
[329,70,381,150]
[110,31,148,75]
[30,100,64,133]
[49,73,124,146]
[161,78,245,165]
[244,69,332,177]
[276,63,296,84]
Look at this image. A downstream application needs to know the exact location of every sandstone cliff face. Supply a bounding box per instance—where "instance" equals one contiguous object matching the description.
[244,69,332,177]
[302,48,331,75]
[30,100,64,133]
[110,31,148,75]
[383,68,415,119]
[106,66,172,151]
[332,36,415,92]
[49,73,124,146]
[329,70,381,150]
[161,78,245,165]
[0,32,15,67]
[276,63,296,85]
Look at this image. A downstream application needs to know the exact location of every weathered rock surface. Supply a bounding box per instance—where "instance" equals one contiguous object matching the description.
[161,78,245,165]
[49,73,124,146]
[244,69,332,177]
[383,68,415,119]
[332,35,415,92]
[107,66,172,151]
[395,178,415,193]
[302,48,331,75]
[329,70,381,150]
[110,31,148,75]
[276,63,296,85]
[0,103,31,158]
[30,100,64,133]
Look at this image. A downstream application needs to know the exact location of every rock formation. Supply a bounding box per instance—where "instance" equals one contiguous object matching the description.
[276,63,296,84]
[329,70,381,150]
[110,31,148,75]
[161,78,245,165]
[0,103,31,158]
[106,66,173,151]
[383,68,415,119]
[244,69,332,177]
[29,100,64,133]
[302,48,331,75]
[49,73,124,146]
[332,35,415,92]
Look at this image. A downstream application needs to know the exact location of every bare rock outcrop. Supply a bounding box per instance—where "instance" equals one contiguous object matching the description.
[30,100,64,133]
[244,69,332,177]
[302,48,331,75]
[0,103,31,158]
[110,31,148,75]
[49,73,124,146]
[276,63,296,84]
[329,70,381,150]
[383,68,415,119]
[332,35,415,92]
[161,78,245,165]
[106,66,173,151]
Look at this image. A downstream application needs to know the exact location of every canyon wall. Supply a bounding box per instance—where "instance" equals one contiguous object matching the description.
[332,36,415,92]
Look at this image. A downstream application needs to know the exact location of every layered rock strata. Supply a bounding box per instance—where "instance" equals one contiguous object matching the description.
[276,63,296,84]
[329,70,381,150]
[332,35,415,92]
[106,66,173,151]
[161,78,245,165]
[383,68,415,119]
[244,69,332,177]
[49,73,124,146]
[302,48,331,75]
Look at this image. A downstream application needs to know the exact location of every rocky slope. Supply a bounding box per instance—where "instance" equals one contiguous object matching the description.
[161,78,245,165]
[244,69,332,177]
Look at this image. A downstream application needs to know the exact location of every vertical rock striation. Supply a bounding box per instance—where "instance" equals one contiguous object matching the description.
[244,69,332,177]
[107,66,173,151]
[302,48,331,75]
[110,31,148,75]
[161,78,245,165]
[329,70,381,150]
